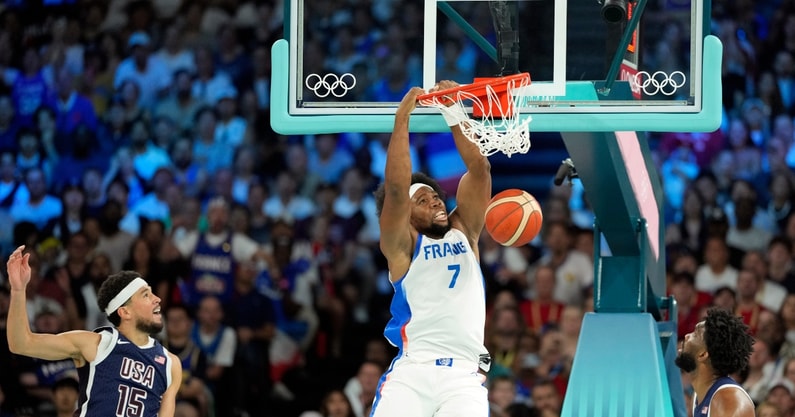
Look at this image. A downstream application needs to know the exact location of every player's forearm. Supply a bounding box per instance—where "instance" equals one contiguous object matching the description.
[385,115,413,189]
[451,126,490,173]
[7,289,33,354]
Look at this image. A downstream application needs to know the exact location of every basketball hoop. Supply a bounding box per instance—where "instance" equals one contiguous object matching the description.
[417,73,532,157]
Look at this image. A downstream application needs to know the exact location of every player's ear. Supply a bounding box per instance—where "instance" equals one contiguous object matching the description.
[117,305,132,321]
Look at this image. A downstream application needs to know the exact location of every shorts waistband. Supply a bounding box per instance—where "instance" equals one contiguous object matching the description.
[428,358,478,370]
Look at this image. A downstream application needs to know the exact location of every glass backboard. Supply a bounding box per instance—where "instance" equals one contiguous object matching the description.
[272,0,722,134]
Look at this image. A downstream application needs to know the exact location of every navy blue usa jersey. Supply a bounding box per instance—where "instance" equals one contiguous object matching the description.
[76,327,173,417]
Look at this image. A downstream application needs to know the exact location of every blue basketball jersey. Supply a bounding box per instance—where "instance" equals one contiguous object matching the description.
[384,228,488,363]
[187,232,236,306]
[76,327,173,417]
[692,376,751,417]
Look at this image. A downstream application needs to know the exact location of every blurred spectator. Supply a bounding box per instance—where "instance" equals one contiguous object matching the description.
[50,183,85,241]
[192,46,234,106]
[530,379,562,417]
[173,197,271,309]
[727,196,773,252]
[154,69,203,133]
[128,118,171,182]
[665,187,709,254]
[343,361,382,417]
[660,142,700,221]
[249,44,271,110]
[213,86,247,148]
[51,374,79,417]
[192,295,237,416]
[285,144,322,199]
[50,69,98,138]
[725,117,763,181]
[154,25,196,75]
[151,115,179,151]
[735,268,768,335]
[231,146,259,205]
[739,250,786,312]
[767,236,795,293]
[519,265,564,334]
[307,134,354,185]
[129,166,173,223]
[113,31,172,109]
[264,171,317,223]
[669,271,710,340]
[10,167,62,231]
[695,236,739,294]
[488,375,521,417]
[170,137,209,199]
[52,125,107,190]
[228,260,276,417]
[8,47,53,128]
[764,379,795,417]
[16,127,55,185]
[743,337,778,403]
[486,306,524,376]
[163,304,212,417]
[215,23,252,90]
[76,252,113,330]
[529,221,593,307]
[0,151,28,208]
[0,95,17,153]
[773,50,795,114]
[756,401,784,417]
[192,106,233,175]
[299,388,355,417]
[766,171,795,234]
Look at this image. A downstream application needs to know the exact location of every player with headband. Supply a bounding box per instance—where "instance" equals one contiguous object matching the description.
[6,245,182,417]
[371,80,492,417]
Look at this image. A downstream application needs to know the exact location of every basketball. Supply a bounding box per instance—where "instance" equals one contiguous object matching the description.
[485,189,543,247]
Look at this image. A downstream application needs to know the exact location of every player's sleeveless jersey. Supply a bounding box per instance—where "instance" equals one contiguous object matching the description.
[76,327,173,417]
[384,228,488,362]
[692,376,752,417]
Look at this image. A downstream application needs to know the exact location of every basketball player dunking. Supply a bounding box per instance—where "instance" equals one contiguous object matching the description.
[371,81,492,417]
[7,246,182,417]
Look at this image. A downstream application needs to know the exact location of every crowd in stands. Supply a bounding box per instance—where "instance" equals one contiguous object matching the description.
[1,0,795,417]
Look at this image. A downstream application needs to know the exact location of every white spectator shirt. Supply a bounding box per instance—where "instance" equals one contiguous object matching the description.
[695,264,739,294]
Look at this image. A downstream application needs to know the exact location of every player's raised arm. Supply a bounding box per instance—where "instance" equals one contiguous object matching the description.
[435,80,492,246]
[379,87,425,263]
[6,246,99,363]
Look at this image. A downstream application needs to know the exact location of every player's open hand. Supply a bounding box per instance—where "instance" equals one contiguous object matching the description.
[397,87,425,117]
[6,245,31,291]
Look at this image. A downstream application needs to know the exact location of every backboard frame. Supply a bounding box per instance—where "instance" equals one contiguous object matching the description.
[272,0,722,134]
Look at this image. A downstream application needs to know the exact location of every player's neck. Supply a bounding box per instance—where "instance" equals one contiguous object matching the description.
[118,325,152,346]
[691,368,719,403]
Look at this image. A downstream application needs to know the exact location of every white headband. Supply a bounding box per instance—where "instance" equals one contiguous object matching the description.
[105,277,148,315]
[409,183,433,199]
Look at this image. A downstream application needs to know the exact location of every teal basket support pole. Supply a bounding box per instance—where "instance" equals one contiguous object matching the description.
[599,0,648,95]
[437,2,498,63]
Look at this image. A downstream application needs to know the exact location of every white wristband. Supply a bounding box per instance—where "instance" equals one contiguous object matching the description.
[439,105,468,127]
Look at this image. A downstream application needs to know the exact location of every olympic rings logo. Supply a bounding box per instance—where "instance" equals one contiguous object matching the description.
[633,70,686,96]
[305,73,357,98]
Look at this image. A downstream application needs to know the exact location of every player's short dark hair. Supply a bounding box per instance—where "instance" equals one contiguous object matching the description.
[374,172,446,217]
[97,271,145,326]
[703,308,754,377]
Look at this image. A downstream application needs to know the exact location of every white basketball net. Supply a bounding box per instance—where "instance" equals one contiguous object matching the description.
[419,76,532,158]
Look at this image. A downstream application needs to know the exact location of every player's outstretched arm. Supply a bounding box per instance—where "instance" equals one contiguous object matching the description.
[433,80,492,245]
[380,87,424,269]
[158,352,183,417]
[6,246,99,363]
